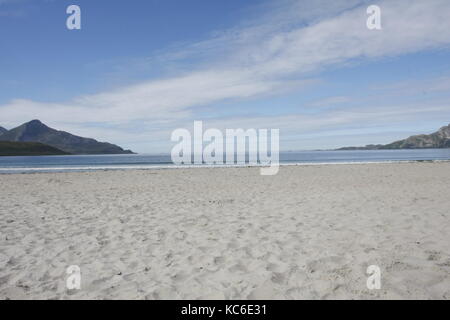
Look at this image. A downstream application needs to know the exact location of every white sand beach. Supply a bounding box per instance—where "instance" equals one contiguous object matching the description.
[0,162,449,299]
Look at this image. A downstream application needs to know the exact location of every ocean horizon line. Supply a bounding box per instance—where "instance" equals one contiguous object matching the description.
[1,159,449,174]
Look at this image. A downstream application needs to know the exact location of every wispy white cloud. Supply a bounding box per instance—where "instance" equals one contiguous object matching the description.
[371,76,450,96]
[308,96,351,108]
[2,0,450,151]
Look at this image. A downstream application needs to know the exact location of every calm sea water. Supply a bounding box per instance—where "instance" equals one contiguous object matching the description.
[1,149,450,173]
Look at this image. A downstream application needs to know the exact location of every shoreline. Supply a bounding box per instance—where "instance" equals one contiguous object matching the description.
[1,159,450,174]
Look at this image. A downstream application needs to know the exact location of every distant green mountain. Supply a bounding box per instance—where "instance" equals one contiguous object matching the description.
[0,141,69,156]
[0,120,134,155]
[338,123,450,150]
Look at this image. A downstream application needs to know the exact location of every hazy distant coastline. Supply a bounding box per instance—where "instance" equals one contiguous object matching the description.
[337,123,450,150]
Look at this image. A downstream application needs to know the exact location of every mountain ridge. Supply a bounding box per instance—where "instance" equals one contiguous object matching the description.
[0,141,69,156]
[338,123,450,150]
[0,120,134,155]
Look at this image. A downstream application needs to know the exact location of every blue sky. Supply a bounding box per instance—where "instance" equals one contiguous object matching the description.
[1,0,450,153]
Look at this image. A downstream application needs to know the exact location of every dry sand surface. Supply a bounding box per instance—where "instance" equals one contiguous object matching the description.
[0,162,449,299]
